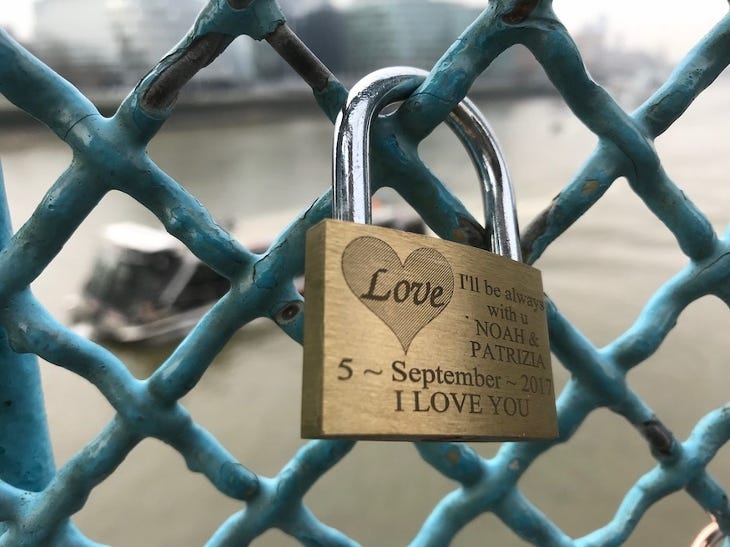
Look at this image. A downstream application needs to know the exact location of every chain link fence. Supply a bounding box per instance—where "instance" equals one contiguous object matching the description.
[0,0,729,545]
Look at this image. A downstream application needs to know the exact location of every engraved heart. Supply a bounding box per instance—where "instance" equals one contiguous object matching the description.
[341,236,454,352]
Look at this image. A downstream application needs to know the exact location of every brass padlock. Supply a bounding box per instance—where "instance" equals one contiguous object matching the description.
[302,67,558,441]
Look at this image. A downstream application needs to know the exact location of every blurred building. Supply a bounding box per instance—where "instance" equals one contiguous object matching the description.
[108,0,254,86]
[255,1,348,80]
[33,0,121,86]
[32,0,254,90]
[27,0,557,96]
[344,0,482,74]
[262,0,487,83]
[277,0,330,19]
[265,0,548,93]
[108,0,204,81]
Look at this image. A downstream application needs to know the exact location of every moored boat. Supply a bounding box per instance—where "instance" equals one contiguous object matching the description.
[70,205,426,344]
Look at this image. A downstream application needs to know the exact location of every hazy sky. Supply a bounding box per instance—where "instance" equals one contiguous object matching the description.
[1,0,727,60]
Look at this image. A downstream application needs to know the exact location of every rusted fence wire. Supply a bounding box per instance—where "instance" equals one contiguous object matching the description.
[0,0,729,545]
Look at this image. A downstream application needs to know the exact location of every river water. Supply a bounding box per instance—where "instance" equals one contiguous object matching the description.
[0,79,729,546]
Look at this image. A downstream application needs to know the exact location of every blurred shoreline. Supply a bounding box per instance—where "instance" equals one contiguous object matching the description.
[0,77,556,127]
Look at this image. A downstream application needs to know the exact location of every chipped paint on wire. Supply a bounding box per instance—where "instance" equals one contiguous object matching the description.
[0,0,728,544]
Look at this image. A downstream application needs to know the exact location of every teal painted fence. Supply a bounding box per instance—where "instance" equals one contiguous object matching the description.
[0,0,729,545]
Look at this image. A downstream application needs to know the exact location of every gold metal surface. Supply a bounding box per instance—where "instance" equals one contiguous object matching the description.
[302,220,558,441]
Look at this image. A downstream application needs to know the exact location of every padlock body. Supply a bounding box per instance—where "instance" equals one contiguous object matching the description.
[302,219,558,441]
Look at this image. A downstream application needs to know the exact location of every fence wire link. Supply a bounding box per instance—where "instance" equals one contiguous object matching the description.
[0,0,729,545]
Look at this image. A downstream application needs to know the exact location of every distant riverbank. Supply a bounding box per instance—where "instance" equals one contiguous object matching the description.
[0,77,556,127]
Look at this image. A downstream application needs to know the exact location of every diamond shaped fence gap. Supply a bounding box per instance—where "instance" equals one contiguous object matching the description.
[0,1,728,545]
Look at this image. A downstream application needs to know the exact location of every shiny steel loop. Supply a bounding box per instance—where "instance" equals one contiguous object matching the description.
[333,66,522,261]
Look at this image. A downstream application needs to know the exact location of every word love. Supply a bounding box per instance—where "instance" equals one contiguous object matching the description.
[360,268,448,308]
[341,237,455,352]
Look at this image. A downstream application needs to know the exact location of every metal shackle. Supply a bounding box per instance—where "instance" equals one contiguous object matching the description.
[333,66,522,261]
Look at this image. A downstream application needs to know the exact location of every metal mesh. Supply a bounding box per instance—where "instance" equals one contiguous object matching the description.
[0,0,729,545]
